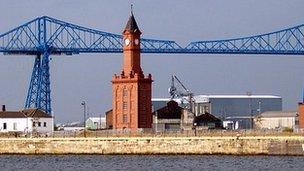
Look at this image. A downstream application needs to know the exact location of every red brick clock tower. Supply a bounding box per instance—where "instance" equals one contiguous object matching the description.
[112,11,153,130]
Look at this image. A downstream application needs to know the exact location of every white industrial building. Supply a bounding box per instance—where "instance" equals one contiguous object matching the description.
[0,106,54,133]
[254,111,298,130]
[86,117,106,130]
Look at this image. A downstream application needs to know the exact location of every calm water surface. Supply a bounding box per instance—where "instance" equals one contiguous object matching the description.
[0,155,303,171]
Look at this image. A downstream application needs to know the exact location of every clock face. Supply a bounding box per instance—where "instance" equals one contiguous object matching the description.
[124,39,130,46]
[135,39,139,45]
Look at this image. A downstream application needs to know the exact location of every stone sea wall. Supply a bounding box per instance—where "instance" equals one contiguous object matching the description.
[0,136,304,155]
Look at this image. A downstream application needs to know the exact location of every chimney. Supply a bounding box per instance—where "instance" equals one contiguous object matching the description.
[2,105,6,112]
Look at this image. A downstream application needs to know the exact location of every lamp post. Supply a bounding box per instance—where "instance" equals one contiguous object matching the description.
[81,101,86,137]
[246,92,253,129]
[258,100,262,114]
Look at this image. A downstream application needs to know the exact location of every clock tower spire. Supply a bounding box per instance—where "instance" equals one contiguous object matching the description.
[122,8,143,76]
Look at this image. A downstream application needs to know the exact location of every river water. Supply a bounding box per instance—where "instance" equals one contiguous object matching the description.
[0,155,303,171]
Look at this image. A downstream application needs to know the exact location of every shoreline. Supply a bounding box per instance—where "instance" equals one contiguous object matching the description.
[1,136,304,156]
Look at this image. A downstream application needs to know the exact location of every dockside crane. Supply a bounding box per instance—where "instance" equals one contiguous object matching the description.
[168,75,195,114]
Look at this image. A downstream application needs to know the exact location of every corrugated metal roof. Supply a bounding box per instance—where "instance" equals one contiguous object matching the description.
[152,98,170,101]
[152,98,185,103]
[195,95,281,99]
[153,94,281,103]
[87,117,106,123]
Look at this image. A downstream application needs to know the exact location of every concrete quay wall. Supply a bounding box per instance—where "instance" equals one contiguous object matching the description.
[0,136,304,155]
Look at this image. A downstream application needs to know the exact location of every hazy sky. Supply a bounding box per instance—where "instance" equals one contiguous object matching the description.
[0,0,304,123]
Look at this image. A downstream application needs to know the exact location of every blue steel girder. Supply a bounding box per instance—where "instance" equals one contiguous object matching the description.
[24,52,51,114]
[185,24,304,55]
[38,52,51,113]
[0,16,181,54]
[25,55,41,109]
[0,16,303,55]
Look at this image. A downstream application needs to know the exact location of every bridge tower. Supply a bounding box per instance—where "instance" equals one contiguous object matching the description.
[111,11,153,130]
[25,53,51,114]
[24,17,52,114]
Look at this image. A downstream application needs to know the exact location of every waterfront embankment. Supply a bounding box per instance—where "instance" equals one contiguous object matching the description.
[1,136,304,155]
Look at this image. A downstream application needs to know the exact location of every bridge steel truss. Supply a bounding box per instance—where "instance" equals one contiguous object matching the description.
[0,16,303,114]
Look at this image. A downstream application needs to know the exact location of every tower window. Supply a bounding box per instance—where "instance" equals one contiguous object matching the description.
[123,88,127,97]
[123,102,127,110]
[123,114,128,123]
[142,103,146,111]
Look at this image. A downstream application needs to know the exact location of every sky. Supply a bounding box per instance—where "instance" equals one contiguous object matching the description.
[0,0,304,123]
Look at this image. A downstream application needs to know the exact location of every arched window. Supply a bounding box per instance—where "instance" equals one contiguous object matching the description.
[123,88,127,97]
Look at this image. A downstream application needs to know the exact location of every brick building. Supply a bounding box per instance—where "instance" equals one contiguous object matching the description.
[0,105,54,133]
[105,109,113,129]
[111,11,153,130]
[298,103,304,129]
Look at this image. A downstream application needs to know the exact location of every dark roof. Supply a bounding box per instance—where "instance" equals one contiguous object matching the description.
[105,109,113,115]
[22,108,52,118]
[194,113,221,123]
[0,111,26,118]
[153,101,183,119]
[124,13,141,33]
[0,108,52,118]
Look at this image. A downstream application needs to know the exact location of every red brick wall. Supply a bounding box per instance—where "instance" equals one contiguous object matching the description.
[112,80,138,129]
[138,80,153,128]
[123,32,142,76]
[112,75,152,130]
[298,103,304,129]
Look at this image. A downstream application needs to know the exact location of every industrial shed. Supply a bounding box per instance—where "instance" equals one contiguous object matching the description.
[153,101,185,131]
[86,117,106,130]
[194,113,222,129]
